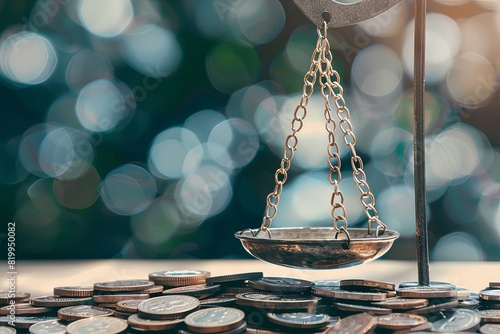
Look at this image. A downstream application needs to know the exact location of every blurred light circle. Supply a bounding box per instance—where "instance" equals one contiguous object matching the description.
[38,127,75,178]
[402,13,461,84]
[78,0,134,37]
[28,178,60,215]
[207,118,260,169]
[478,184,500,237]
[53,164,101,209]
[285,25,318,73]
[148,127,201,179]
[432,232,483,261]
[0,31,57,85]
[192,0,230,40]
[121,24,182,78]
[46,95,82,129]
[254,94,288,146]
[226,83,275,123]
[378,184,417,237]
[370,127,411,177]
[352,44,403,97]
[206,43,261,94]
[76,79,135,132]
[0,137,28,185]
[175,165,232,218]
[66,50,113,92]
[460,13,497,61]
[131,197,181,246]
[357,2,405,38]
[230,0,285,45]
[184,109,227,143]
[101,164,157,216]
[446,53,497,109]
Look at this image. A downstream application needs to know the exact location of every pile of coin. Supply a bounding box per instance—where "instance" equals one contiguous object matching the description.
[0,271,499,333]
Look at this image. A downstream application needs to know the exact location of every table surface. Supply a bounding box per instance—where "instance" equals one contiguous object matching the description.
[2,260,499,296]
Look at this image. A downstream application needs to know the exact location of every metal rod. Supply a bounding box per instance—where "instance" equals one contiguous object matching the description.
[414,0,430,286]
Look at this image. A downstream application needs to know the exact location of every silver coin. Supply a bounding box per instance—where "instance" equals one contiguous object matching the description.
[29,319,68,334]
[137,295,199,320]
[480,324,500,334]
[431,309,481,332]
[66,317,128,334]
[481,290,500,301]
[235,292,320,310]
[313,280,340,287]
[248,277,313,293]
[267,312,329,329]
[185,307,245,333]
[0,327,15,334]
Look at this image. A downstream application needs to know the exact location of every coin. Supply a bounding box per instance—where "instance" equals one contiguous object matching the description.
[376,313,427,330]
[431,309,481,332]
[248,277,313,293]
[116,299,144,313]
[0,292,30,304]
[94,280,154,292]
[30,296,93,307]
[459,298,480,309]
[137,295,199,320]
[481,290,500,301]
[0,303,49,315]
[127,314,184,331]
[185,307,245,333]
[0,327,15,334]
[480,324,500,334]
[267,312,329,330]
[326,313,376,334]
[206,272,263,285]
[162,284,221,299]
[340,279,395,291]
[456,287,471,300]
[136,285,163,295]
[148,270,210,287]
[53,286,93,298]
[199,296,236,308]
[0,316,59,329]
[179,322,247,334]
[313,280,340,287]
[331,301,392,315]
[480,309,500,323]
[407,300,459,315]
[235,292,320,310]
[392,321,432,334]
[398,282,455,289]
[66,317,128,334]
[311,287,386,301]
[57,305,114,321]
[93,294,149,304]
[396,286,457,299]
[490,283,500,289]
[372,298,429,310]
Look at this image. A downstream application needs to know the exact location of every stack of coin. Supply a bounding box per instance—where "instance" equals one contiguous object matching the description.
[92,279,157,309]
[206,272,263,296]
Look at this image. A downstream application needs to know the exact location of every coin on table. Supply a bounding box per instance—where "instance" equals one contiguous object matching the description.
[199,296,236,308]
[66,317,128,334]
[0,292,30,305]
[0,316,59,329]
[490,283,500,289]
[116,299,144,313]
[148,270,210,287]
[136,285,163,295]
[326,313,376,334]
[127,314,184,331]
[179,322,247,334]
[0,303,49,315]
[331,301,392,315]
[340,279,395,292]
[267,312,329,330]
[94,280,154,292]
[312,287,386,302]
[456,287,471,300]
[392,321,432,334]
[137,295,199,320]
[30,296,93,307]
[481,290,500,302]
[93,294,149,304]
[480,310,500,323]
[376,313,427,330]
[431,309,481,332]
[313,280,340,287]
[0,327,15,334]
[235,292,320,310]
[248,277,313,293]
[206,272,263,286]
[396,286,457,299]
[57,305,114,321]
[480,324,500,334]
[53,286,93,298]
[372,297,429,310]
[459,298,480,309]
[185,307,245,333]
[407,299,459,315]
[29,320,68,334]
[162,284,221,299]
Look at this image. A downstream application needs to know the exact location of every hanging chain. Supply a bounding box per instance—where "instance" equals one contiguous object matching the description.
[259,21,387,236]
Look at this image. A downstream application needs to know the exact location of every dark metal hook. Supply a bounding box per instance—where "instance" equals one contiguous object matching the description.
[291,0,404,27]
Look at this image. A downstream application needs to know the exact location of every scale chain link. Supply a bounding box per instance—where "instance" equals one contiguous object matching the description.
[260,21,387,237]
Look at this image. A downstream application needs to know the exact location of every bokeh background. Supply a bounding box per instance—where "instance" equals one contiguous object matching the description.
[0,0,499,261]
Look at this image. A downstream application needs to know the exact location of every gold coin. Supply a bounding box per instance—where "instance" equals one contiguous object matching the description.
[30,296,93,307]
[326,313,376,333]
[53,286,93,297]
[340,279,395,291]
[312,287,386,301]
[0,303,49,315]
